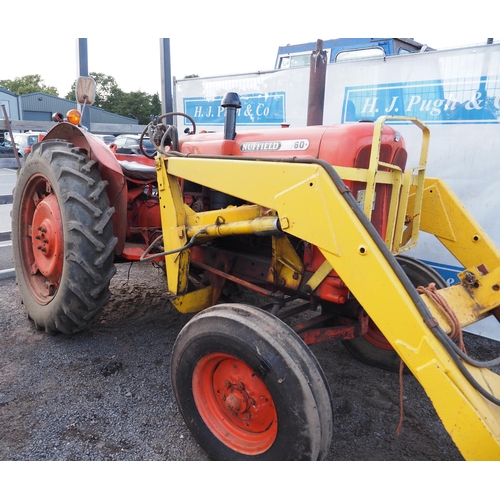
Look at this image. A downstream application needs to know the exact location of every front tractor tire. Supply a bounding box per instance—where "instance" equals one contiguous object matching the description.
[171,304,333,460]
[12,140,118,334]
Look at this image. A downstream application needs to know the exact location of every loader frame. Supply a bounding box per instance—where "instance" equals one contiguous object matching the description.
[154,116,500,459]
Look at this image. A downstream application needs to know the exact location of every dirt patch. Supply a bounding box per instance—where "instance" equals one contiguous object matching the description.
[1,261,499,460]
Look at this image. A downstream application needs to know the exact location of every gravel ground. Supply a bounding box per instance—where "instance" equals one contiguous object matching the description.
[1,260,499,461]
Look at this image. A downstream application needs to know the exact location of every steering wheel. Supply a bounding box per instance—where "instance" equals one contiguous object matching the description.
[140,112,197,159]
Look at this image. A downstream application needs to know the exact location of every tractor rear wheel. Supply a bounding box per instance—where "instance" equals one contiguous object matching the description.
[341,255,448,372]
[171,303,333,460]
[11,140,117,334]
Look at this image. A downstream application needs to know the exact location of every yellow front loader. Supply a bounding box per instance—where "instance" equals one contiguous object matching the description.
[154,113,500,460]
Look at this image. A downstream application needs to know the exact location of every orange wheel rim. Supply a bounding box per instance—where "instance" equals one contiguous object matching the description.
[18,174,63,304]
[31,193,63,280]
[192,352,278,455]
[365,320,393,350]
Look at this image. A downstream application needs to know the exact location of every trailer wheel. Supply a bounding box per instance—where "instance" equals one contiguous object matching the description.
[342,255,448,372]
[11,140,117,334]
[171,303,333,460]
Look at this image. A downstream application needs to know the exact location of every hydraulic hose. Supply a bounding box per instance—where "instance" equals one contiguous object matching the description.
[140,229,208,262]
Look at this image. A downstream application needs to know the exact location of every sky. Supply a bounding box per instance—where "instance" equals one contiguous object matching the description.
[2,1,498,99]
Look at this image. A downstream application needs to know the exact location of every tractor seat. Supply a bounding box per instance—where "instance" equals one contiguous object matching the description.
[118,160,157,182]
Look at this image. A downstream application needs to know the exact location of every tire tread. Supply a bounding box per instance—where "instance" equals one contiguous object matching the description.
[12,139,117,335]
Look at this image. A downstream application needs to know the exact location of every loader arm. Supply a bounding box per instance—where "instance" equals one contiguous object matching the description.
[154,150,500,460]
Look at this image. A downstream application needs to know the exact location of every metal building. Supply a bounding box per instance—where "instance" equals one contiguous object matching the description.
[0,88,22,121]
[20,92,141,134]
[1,89,142,135]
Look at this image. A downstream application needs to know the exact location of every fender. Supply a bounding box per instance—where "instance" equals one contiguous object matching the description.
[43,122,127,255]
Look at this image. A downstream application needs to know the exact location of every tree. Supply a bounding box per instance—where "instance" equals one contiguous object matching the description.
[111,91,162,124]
[151,93,161,113]
[65,73,161,124]
[0,74,58,96]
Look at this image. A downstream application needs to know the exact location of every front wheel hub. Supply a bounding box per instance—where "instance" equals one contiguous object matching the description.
[224,383,250,414]
[31,193,64,280]
[193,353,278,455]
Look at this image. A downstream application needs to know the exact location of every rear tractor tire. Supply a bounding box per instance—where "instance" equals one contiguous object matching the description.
[341,255,448,372]
[171,303,333,460]
[11,140,118,334]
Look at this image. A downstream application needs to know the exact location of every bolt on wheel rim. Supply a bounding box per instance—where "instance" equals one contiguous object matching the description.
[192,352,278,455]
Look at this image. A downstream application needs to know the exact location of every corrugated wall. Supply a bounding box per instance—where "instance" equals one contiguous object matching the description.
[20,93,138,125]
[0,89,21,120]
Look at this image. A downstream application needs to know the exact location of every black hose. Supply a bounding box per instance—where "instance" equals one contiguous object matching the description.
[140,229,208,262]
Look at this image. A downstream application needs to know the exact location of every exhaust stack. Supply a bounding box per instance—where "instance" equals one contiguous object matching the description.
[222,92,242,140]
[307,39,328,126]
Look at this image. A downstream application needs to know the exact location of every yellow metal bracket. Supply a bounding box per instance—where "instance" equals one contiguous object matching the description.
[333,116,430,255]
[420,265,500,333]
[171,286,215,314]
[155,156,190,296]
[417,178,500,271]
[306,259,334,293]
[268,235,304,290]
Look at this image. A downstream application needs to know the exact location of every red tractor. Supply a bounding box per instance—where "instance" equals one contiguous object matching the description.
[13,88,500,460]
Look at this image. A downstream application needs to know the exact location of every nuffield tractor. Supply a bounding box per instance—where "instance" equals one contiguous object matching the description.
[11,79,500,460]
